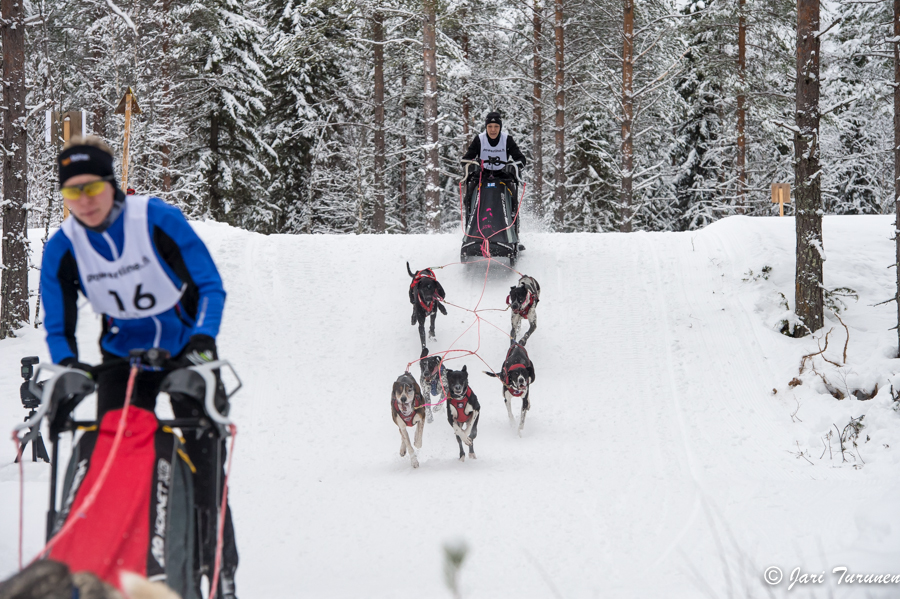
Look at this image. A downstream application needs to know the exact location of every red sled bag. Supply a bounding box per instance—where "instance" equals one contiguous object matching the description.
[48,406,198,598]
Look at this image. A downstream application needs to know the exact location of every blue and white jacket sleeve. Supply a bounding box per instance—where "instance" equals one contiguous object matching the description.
[148,198,226,341]
[40,232,82,364]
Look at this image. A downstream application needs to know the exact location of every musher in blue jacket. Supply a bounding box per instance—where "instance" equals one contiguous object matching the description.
[41,136,238,598]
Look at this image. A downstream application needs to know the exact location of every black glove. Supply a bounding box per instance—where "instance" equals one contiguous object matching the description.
[59,357,94,377]
[180,334,218,366]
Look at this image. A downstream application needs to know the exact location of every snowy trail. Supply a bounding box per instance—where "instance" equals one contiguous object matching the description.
[1,217,898,598]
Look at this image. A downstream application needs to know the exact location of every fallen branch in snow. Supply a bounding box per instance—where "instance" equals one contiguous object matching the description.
[820,431,833,460]
[834,312,849,364]
[790,441,814,465]
[834,423,847,462]
[799,328,833,373]
[790,398,803,423]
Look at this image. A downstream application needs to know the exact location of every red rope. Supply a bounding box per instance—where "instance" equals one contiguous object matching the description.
[408,165,528,410]
[208,423,237,599]
[12,434,24,570]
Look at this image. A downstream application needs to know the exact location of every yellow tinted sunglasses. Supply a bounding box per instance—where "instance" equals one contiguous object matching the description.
[60,176,113,201]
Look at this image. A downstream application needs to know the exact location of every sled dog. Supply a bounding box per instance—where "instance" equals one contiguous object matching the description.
[508,275,540,345]
[391,372,427,468]
[419,346,447,422]
[485,343,535,435]
[407,262,447,349]
[445,365,481,462]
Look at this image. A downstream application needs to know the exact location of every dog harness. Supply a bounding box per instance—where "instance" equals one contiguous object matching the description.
[410,268,444,312]
[503,363,529,397]
[448,387,473,423]
[506,290,536,318]
[395,399,420,427]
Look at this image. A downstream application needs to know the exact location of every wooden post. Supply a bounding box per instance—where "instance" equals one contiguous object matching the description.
[115,87,142,194]
[122,93,133,191]
[771,182,791,217]
[63,119,71,218]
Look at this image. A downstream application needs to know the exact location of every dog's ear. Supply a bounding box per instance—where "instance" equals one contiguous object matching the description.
[391,381,402,399]
[461,364,467,373]
[528,365,536,382]
[420,346,429,359]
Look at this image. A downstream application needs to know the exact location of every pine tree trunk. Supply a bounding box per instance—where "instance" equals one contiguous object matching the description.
[373,11,386,233]
[400,64,409,234]
[91,4,108,141]
[209,111,223,220]
[620,0,634,232]
[160,0,173,193]
[423,0,441,233]
[552,0,566,229]
[794,0,824,334]
[736,0,747,211]
[1,0,31,337]
[461,11,470,143]
[894,0,900,352]
[533,0,545,220]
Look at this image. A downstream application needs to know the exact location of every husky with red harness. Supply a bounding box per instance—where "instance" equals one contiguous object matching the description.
[407,262,447,350]
[445,366,481,462]
[485,343,535,436]
[507,275,540,346]
[391,372,427,468]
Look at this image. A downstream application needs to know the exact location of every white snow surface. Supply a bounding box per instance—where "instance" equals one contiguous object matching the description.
[1,215,899,598]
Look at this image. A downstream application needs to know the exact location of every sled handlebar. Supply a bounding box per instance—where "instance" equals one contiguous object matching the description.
[12,358,241,437]
[460,159,524,184]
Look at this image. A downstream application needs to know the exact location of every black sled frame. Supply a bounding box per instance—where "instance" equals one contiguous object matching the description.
[460,159,524,267]
[13,350,241,598]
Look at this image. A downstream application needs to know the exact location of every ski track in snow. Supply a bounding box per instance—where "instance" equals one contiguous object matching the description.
[0,217,898,598]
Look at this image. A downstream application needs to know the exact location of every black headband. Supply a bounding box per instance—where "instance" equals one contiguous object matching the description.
[58,145,116,188]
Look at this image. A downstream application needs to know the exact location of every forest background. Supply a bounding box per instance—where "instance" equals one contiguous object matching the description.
[0,0,895,236]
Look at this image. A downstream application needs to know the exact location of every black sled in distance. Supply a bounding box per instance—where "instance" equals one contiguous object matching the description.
[460,160,523,267]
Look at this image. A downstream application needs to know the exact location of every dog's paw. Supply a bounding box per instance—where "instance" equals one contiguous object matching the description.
[428,330,437,340]
[469,452,477,459]
[459,455,466,462]
[400,446,407,457]
[414,439,422,449]
[462,435,473,447]
[426,411,434,424]
[412,457,420,468]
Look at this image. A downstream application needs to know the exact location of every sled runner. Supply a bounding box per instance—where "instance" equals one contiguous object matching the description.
[13,349,241,599]
[460,159,524,267]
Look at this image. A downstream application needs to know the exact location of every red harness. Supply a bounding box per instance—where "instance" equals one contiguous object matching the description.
[503,363,528,396]
[411,269,443,312]
[394,399,421,427]
[506,291,536,317]
[448,387,473,423]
